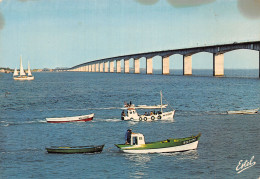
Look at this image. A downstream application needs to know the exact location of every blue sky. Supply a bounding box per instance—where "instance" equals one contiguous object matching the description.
[0,0,259,69]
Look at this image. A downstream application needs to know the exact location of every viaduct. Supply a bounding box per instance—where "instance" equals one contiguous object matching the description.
[66,41,260,77]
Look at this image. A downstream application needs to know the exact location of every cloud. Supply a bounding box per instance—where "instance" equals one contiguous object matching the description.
[0,12,4,30]
[237,0,260,19]
[135,0,159,5]
[166,0,216,7]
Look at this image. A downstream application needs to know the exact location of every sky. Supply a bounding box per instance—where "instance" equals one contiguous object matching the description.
[0,0,260,69]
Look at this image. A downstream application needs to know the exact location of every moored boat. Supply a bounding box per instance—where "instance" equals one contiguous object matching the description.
[115,132,201,154]
[46,145,104,154]
[46,113,94,123]
[121,91,175,121]
[227,108,258,114]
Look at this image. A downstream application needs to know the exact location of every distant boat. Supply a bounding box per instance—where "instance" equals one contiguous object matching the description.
[227,108,259,114]
[46,113,94,123]
[46,145,104,154]
[13,56,34,81]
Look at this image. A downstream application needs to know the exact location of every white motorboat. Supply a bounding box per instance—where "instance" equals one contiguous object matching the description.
[121,91,175,122]
[46,113,94,123]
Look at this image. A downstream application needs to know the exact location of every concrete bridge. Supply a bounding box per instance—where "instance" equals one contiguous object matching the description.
[67,41,260,77]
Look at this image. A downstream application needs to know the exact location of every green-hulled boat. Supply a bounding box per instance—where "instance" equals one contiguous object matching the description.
[46,145,104,154]
[115,133,201,154]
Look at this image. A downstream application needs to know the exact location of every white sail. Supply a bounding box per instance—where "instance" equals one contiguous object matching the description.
[13,68,18,76]
[19,56,26,76]
[27,61,32,76]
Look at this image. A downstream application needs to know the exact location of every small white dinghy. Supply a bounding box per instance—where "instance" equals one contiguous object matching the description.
[227,108,259,115]
[46,113,94,123]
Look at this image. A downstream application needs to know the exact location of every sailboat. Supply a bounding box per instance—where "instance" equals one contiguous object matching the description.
[13,56,34,81]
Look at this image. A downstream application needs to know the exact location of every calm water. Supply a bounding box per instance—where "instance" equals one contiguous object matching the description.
[0,71,259,179]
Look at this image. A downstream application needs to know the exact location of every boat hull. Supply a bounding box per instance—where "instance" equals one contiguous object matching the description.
[123,110,175,121]
[13,76,34,81]
[46,113,94,123]
[227,108,258,114]
[115,133,201,154]
[46,145,104,154]
[119,141,198,154]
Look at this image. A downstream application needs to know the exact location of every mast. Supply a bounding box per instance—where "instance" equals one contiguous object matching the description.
[19,56,26,76]
[160,90,163,113]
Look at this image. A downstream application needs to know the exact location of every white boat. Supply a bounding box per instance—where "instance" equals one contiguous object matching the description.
[13,56,34,81]
[115,132,201,154]
[46,113,94,123]
[121,91,175,122]
[227,108,259,114]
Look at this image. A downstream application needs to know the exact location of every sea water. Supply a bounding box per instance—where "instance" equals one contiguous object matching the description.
[0,71,259,178]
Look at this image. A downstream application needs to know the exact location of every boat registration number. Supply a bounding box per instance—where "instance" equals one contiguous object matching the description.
[183,138,196,145]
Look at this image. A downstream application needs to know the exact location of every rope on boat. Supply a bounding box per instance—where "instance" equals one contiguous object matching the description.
[161,92,175,111]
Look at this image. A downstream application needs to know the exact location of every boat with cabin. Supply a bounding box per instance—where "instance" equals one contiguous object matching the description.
[115,132,201,154]
[13,56,34,80]
[46,113,94,123]
[121,91,175,121]
[46,144,104,154]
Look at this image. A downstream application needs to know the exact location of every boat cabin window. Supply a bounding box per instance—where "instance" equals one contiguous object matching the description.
[132,137,138,145]
[139,137,142,140]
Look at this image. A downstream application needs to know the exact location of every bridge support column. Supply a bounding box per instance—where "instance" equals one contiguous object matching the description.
[93,64,96,72]
[116,60,121,73]
[104,62,109,72]
[134,58,140,74]
[162,56,170,75]
[96,63,99,72]
[110,61,114,73]
[124,59,129,73]
[183,55,192,75]
[146,57,153,74]
[213,53,224,76]
[100,62,103,72]
[86,65,89,72]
